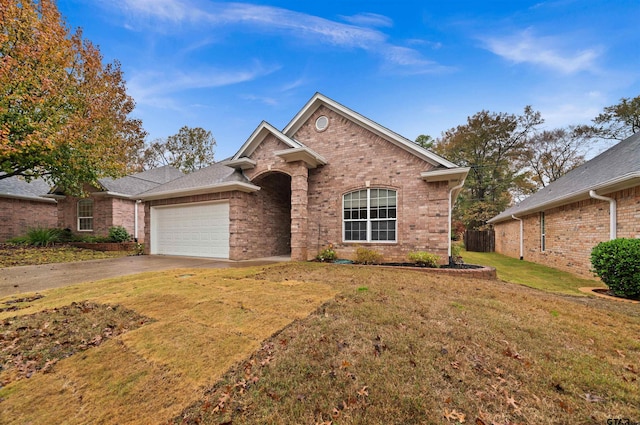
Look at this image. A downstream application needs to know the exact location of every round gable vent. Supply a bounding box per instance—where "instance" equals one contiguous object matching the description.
[315,115,329,132]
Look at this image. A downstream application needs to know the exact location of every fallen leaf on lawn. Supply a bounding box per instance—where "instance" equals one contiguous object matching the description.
[504,391,518,409]
[357,386,369,397]
[583,393,606,402]
[443,408,466,423]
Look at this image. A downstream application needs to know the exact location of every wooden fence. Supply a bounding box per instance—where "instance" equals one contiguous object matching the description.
[464,230,495,252]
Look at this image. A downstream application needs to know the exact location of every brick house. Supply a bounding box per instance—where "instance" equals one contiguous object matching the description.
[48,166,183,242]
[0,175,57,241]
[140,93,469,262]
[488,132,640,278]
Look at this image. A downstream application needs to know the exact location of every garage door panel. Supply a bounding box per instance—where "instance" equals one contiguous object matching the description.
[151,202,229,258]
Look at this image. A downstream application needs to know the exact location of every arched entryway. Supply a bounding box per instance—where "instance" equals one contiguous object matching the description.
[251,171,292,256]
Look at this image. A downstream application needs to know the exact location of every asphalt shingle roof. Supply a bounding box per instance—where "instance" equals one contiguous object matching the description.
[140,162,248,196]
[98,165,184,196]
[0,175,53,202]
[489,132,640,223]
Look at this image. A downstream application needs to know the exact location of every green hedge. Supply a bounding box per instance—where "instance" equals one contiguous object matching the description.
[591,238,640,299]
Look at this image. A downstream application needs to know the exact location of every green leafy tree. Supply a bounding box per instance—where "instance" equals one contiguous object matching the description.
[433,107,543,230]
[0,0,146,194]
[590,94,640,141]
[414,134,434,150]
[140,126,216,173]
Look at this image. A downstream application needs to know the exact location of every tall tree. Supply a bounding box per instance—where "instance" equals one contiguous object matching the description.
[520,127,590,189]
[414,134,434,150]
[590,94,640,141]
[433,106,543,230]
[140,126,216,173]
[0,0,145,194]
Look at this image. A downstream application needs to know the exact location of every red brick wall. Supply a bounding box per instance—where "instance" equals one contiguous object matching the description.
[494,186,640,278]
[291,106,450,262]
[0,198,58,241]
[56,187,142,241]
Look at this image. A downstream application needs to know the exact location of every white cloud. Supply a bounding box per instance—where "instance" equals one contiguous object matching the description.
[483,29,601,74]
[128,62,280,107]
[107,1,444,72]
[340,13,393,28]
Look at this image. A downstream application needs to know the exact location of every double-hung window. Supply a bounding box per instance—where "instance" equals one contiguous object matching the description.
[343,188,397,242]
[78,199,94,231]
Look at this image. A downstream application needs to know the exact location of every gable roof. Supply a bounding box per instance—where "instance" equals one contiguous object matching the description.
[489,132,640,224]
[282,92,458,169]
[138,162,259,201]
[0,175,55,203]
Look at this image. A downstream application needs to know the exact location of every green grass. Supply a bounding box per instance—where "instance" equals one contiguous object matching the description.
[461,250,604,295]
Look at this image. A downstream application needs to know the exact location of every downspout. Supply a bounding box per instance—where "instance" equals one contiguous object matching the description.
[589,190,616,240]
[134,200,141,243]
[511,215,524,260]
[448,181,465,264]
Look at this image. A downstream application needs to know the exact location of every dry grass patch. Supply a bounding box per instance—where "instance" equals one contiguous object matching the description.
[171,263,640,425]
[0,266,336,425]
[0,244,131,268]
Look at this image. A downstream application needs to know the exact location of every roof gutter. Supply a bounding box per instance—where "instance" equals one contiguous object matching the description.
[139,181,260,201]
[1,194,57,203]
[589,190,617,240]
[511,215,524,260]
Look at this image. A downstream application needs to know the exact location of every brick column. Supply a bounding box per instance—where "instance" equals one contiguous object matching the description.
[290,165,309,261]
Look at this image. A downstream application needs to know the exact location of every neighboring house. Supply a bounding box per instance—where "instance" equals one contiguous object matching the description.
[0,175,57,241]
[48,166,183,242]
[139,93,469,262]
[488,132,640,278]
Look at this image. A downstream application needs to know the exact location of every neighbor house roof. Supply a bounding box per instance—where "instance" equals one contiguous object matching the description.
[138,162,260,201]
[47,165,185,199]
[489,132,640,224]
[0,174,55,203]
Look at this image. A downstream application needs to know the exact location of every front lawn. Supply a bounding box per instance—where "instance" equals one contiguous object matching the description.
[1,263,637,424]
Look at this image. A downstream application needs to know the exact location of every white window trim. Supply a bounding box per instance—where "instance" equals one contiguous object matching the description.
[77,199,94,232]
[342,188,397,243]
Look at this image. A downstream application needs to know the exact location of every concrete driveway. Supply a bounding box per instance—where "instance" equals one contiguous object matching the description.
[0,255,288,298]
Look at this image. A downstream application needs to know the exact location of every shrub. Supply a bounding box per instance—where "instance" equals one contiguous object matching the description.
[591,238,640,299]
[57,228,75,243]
[21,227,61,247]
[316,245,337,262]
[407,251,440,268]
[108,226,132,243]
[355,247,383,265]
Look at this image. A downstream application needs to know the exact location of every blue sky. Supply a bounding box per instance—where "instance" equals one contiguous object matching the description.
[57,0,640,160]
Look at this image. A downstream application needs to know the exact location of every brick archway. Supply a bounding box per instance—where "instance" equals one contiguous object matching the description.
[251,171,292,256]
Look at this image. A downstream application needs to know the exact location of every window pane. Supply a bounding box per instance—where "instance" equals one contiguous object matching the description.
[389,207,396,218]
[388,192,397,206]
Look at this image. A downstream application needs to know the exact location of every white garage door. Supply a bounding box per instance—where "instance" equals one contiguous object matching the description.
[151,201,230,258]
